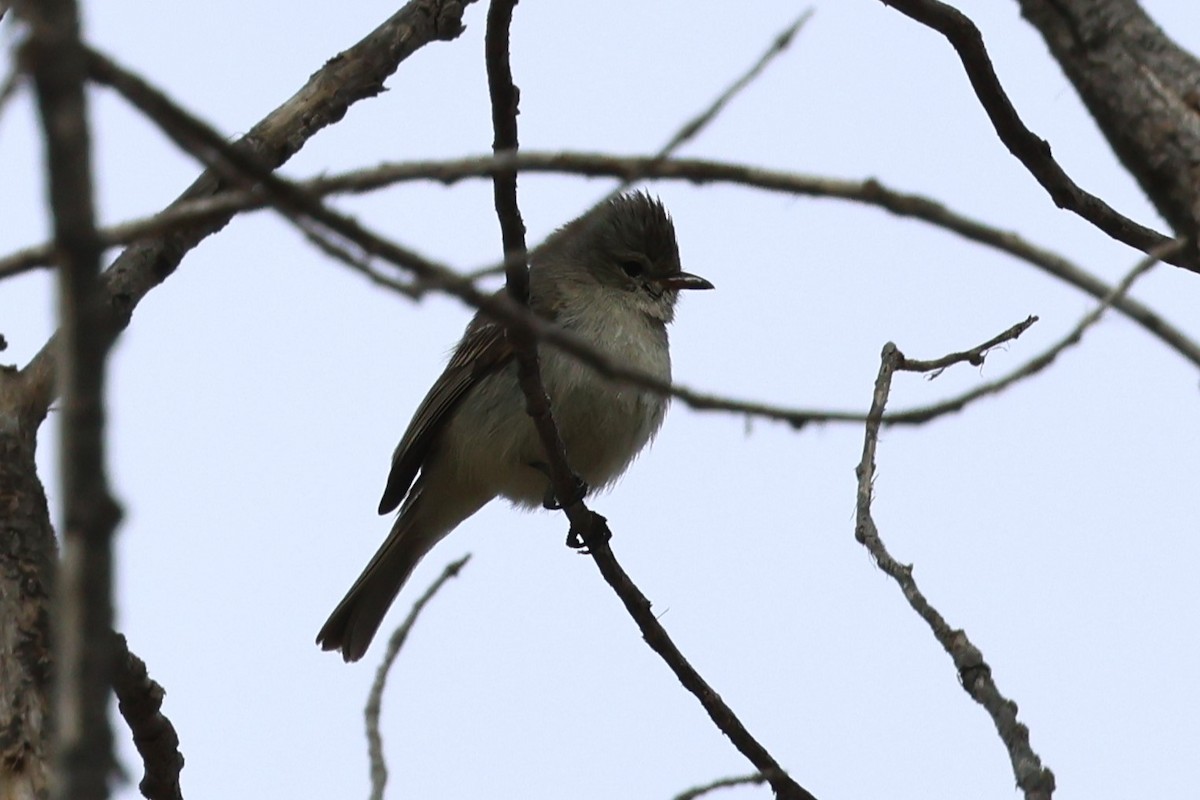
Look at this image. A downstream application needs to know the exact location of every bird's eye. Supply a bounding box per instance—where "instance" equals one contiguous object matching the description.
[620,259,645,278]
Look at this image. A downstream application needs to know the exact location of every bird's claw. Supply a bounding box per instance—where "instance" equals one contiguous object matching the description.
[566,512,611,551]
[531,462,589,510]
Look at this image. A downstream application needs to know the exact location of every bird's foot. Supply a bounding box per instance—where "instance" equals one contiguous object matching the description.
[566,511,611,551]
[530,461,589,510]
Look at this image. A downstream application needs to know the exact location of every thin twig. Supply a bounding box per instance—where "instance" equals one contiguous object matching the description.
[902,315,1040,375]
[886,238,1187,424]
[853,321,1055,800]
[577,8,813,217]
[878,0,1193,273]
[364,555,470,800]
[295,220,420,298]
[484,5,816,799]
[672,772,772,800]
[658,10,811,160]
[8,152,1196,372]
[111,633,184,800]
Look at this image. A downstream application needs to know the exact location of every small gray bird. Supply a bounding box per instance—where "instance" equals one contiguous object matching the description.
[317,192,712,661]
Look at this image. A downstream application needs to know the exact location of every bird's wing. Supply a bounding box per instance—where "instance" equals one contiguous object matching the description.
[377,314,514,514]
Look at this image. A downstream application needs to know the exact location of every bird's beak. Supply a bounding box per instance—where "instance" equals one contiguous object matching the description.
[657,271,714,291]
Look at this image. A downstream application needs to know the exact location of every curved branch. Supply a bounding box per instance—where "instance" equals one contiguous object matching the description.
[112,634,184,800]
[854,323,1055,800]
[365,555,470,800]
[6,152,1196,370]
[672,772,772,800]
[878,0,1194,271]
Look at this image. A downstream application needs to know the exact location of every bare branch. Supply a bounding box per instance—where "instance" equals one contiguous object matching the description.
[886,239,1186,424]
[656,10,811,160]
[296,223,421,298]
[77,50,852,439]
[9,152,1196,371]
[111,633,184,800]
[853,323,1055,800]
[484,6,816,799]
[0,402,56,800]
[364,555,470,800]
[575,8,813,216]
[582,537,818,800]
[74,49,1199,445]
[17,0,122,796]
[672,772,772,800]
[878,0,1194,272]
[15,0,478,419]
[485,0,582,532]
[1017,0,1200,236]
[900,315,1039,375]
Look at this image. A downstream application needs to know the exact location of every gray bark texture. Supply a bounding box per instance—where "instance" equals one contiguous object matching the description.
[1019,0,1200,235]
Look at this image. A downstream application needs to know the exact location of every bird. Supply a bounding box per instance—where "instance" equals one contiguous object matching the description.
[317,192,713,661]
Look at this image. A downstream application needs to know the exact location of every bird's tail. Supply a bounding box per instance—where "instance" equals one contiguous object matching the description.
[316,497,446,662]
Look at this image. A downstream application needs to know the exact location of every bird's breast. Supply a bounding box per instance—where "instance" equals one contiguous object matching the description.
[540,305,671,489]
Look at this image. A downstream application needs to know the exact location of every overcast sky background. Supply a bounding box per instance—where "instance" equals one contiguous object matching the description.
[3,1,1199,798]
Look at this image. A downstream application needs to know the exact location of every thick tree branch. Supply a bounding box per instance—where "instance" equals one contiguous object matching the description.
[0,404,55,800]
[112,634,183,800]
[16,0,478,419]
[853,321,1055,800]
[1017,0,1200,237]
[18,0,120,796]
[0,4,473,796]
[878,0,1195,272]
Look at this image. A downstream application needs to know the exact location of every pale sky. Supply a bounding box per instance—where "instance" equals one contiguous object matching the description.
[3,1,1198,799]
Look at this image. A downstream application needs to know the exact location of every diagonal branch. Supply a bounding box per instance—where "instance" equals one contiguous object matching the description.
[853,320,1055,800]
[1015,0,1200,237]
[656,10,811,160]
[15,0,479,420]
[878,0,1194,273]
[572,8,813,219]
[484,4,816,800]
